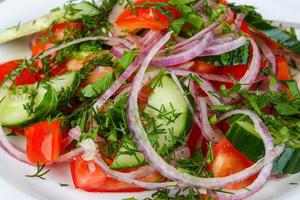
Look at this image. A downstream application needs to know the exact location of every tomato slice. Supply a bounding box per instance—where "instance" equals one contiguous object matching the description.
[32,22,84,57]
[24,121,63,165]
[70,156,161,192]
[115,0,180,31]
[0,60,41,85]
[212,139,257,189]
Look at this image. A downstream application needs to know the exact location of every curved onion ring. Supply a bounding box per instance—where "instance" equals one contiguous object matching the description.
[0,126,33,165]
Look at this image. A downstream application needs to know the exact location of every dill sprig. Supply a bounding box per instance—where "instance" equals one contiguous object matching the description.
[25,162,51,180]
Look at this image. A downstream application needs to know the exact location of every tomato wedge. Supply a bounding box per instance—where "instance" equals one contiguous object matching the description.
[212,139,257,189]
[277,55,291,81]
[32,22,84,57]
[24,121,63,165]
[0,60,41,85]
[115,0,180,31]
[70,156,161,192]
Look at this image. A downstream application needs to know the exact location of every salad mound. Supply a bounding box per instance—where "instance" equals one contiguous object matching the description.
[0,0,300,199]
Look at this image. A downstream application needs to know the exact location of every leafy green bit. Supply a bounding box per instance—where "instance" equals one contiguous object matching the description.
[209,114,218,125]
[80,72,115,98]
[144,187,201,200]
[202,40,250,66]
[150,68,166,89]
[177,150,207,176]
[210,105,234,112]
[239,88,300,148]
[6,131,17,137]
[169,0,204,35]
[147,103,182,126]
[230,4,300,55]
[119,51,137,70]
[79,127,98,143]
[59,183,69,187]
[25,162,50,180]
[35,85,59,119]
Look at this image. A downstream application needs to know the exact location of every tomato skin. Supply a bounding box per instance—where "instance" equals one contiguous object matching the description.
[116,0,180,31]
[0,60,41,85]
[219,0,228,6]
[32,22,84,57]
[212,139,257,189]
[187,123,204,153]
[70,156,161,192]
[25,121,62,165]
[277,56,291,81]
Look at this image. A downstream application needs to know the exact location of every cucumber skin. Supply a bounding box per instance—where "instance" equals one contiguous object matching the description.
[0,72,76,127]
[226,121,300,175]
[0,2,100,44]
[110,75,193,170]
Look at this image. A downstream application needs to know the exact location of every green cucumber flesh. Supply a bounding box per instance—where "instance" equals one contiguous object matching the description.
[226,121,300,175]
[0,1,100,44]
[111,75,192,169]
[0,72,76,127]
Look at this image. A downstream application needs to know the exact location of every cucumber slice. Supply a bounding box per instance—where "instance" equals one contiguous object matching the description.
[111,75,192,169]
[0,72,76,127]
[226,121,300,175]
[0,2,100,44]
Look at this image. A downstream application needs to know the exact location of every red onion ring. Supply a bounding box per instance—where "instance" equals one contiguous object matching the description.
[0,126,33,165]
[151,32,213,67]
[68,126,81,141]
[200,37,247,56]
[56,148,84,163]
[38,36,133,59]
[139,30,160,46]
[158,22,220,55]
[197,97,224,143]
[239,38,261,90]
[233,14,246,36]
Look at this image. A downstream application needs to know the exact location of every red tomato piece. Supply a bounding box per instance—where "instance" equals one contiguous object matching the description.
[115,0,180,31]
[0,60,41,86]
[32,22,84,57]
[212,139,257,189]
[70,156,161,192]
[187,123,204,153]
[25,121,63,165]
[219,0,228,6]
[277,55,291,81]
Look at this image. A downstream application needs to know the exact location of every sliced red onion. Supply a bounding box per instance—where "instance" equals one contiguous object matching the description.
[232,14,246,36]
[158,22,220,55]
[175,61,195,70]
[172,146,191,161]
[68,126,81,141]
[79,139,97,161]
[37,36,132,59]
[151,32,213,67]
[56,148,84,163]
[211,34,234,45]
[94,32,165,109]
[201,74,237,83]
[197,97,224,143]
[139,30,160,46]
[200,37,247,56]
[0,126,33,165]
[125,165,156,179]
[255,35,277,75]
[110,45,125,58]
[239,39,261,90]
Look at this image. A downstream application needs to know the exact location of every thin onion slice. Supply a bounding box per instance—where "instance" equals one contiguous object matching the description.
[37,36,132,59]
[197,97,224,143]
[56,148,84,163]
[200,37,247,56]
[0,126,33,165]
[151,32,213,67]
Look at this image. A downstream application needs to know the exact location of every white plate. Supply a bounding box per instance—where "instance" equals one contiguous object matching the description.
[0,0,300,199]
